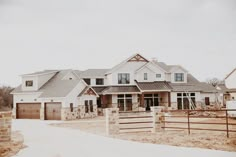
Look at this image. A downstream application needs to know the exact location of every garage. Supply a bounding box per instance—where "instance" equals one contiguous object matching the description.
[17,103,41,119]
[45,103,62,120]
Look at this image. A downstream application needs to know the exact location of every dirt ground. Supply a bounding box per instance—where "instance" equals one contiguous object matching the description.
[51,115,236,152]
[0,131,25,157]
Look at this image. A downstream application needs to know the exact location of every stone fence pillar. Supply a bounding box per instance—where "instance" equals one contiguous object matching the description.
[105,108,119,135]
[151,106,165,133]
[0,111,12,142]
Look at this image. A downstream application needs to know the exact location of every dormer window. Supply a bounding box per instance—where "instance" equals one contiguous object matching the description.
[175,73,184,82]
[25,80,33,87]
[144,73,148,80]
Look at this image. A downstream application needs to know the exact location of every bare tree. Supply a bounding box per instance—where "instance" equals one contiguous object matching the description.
[206,78,220,87]
[0,86,13,110]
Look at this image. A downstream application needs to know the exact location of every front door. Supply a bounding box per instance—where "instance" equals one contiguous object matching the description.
[144,98,153,111]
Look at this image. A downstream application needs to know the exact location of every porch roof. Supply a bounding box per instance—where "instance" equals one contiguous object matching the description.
[136,81,172,92]
[100,86,141,94]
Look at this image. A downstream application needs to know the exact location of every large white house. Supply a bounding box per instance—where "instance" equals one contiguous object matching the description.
[11,54,218,120]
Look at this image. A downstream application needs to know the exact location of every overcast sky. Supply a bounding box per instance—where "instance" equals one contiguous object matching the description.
[0,0,236,87]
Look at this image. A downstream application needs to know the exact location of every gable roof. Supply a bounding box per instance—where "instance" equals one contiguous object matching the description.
[21,70,58,76]
[135,61,167,73]
[12,70,84,98]
[79,69,109,78]
[170,74,217,92]
[105,53,149,75]
[78,87,99,97]
[225,68,236,80]
[217,83,236,93]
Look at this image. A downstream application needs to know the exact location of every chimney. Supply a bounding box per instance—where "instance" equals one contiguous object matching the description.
[152,57,158,63]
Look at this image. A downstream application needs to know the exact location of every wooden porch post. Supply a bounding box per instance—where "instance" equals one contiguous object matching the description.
[168,92,171,107]
[140,93,144,107]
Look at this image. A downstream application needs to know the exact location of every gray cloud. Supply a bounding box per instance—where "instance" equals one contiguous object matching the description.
[0,0,236,86]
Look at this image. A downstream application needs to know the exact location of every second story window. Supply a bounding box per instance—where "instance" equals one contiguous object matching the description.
[118,73,130,84]
[144,73,148,80]
[175,73,184,82]
[156,74,161,78]
[83,78,91,85]
[96,78,104,85]
[25,80,33,87]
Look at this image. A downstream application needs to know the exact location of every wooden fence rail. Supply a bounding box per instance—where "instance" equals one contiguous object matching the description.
[162,109,236,138]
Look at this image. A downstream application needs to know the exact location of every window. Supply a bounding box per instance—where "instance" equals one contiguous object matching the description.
[70,103,73,112]
[85,100,89,113]
[117,94,132,111]
[177,92,196,109]
[89,100,93,112]
[156,74,161,78]
[118,73,130,84]
[175,73,184,82]
[96,78,104,85]
[83,78,91,85]
[25,80,33,87]
[144,73,148,80]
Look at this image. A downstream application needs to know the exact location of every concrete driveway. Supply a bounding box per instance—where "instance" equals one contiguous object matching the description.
[12,120,236,157]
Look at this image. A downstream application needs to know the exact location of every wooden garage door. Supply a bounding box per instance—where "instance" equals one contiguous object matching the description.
[17,103,41,119]
[45,103,61,120]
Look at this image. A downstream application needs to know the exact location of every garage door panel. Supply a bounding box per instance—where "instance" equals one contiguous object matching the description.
[45,103,61,120]
[17,103,41,119]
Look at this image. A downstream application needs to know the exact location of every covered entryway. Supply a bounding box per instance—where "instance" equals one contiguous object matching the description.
[45,103,62,120]
[17,103,41,119]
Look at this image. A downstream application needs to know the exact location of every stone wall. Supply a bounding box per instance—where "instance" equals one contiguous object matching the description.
[61,105,98,120]
[105,108,119,135]
[0,112,12,142]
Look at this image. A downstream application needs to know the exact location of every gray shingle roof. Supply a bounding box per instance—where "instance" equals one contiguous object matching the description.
[22,70,58,76]
[101,86,141,94]
[92,86,108,94]
[217,84,236,93]
[79,69,110,78]
[12,70,82,98]
[170,74,217,92]
[136,81,172,91]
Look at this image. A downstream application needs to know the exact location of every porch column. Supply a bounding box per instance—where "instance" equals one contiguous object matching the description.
[140,93,144,107]
[168,92,171,108]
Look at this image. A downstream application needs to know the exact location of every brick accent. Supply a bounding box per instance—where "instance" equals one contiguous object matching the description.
[0,112,12,142]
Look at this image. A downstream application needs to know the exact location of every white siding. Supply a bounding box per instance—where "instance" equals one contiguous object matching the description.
[65,81,87,108]
[135,64,165,82]
[200,93,217,103]
[13,93,42,107]
[78,95,97,106]
[21,76,38,91]
[62,72,78,80]
[108,62,146,85]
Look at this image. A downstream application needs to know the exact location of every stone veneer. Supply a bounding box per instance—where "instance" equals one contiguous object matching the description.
[105,108,119,135]
[0,112,12,142]
[61,105,97,120]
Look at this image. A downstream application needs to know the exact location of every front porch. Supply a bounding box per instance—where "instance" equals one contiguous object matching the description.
[97,92,171,112]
